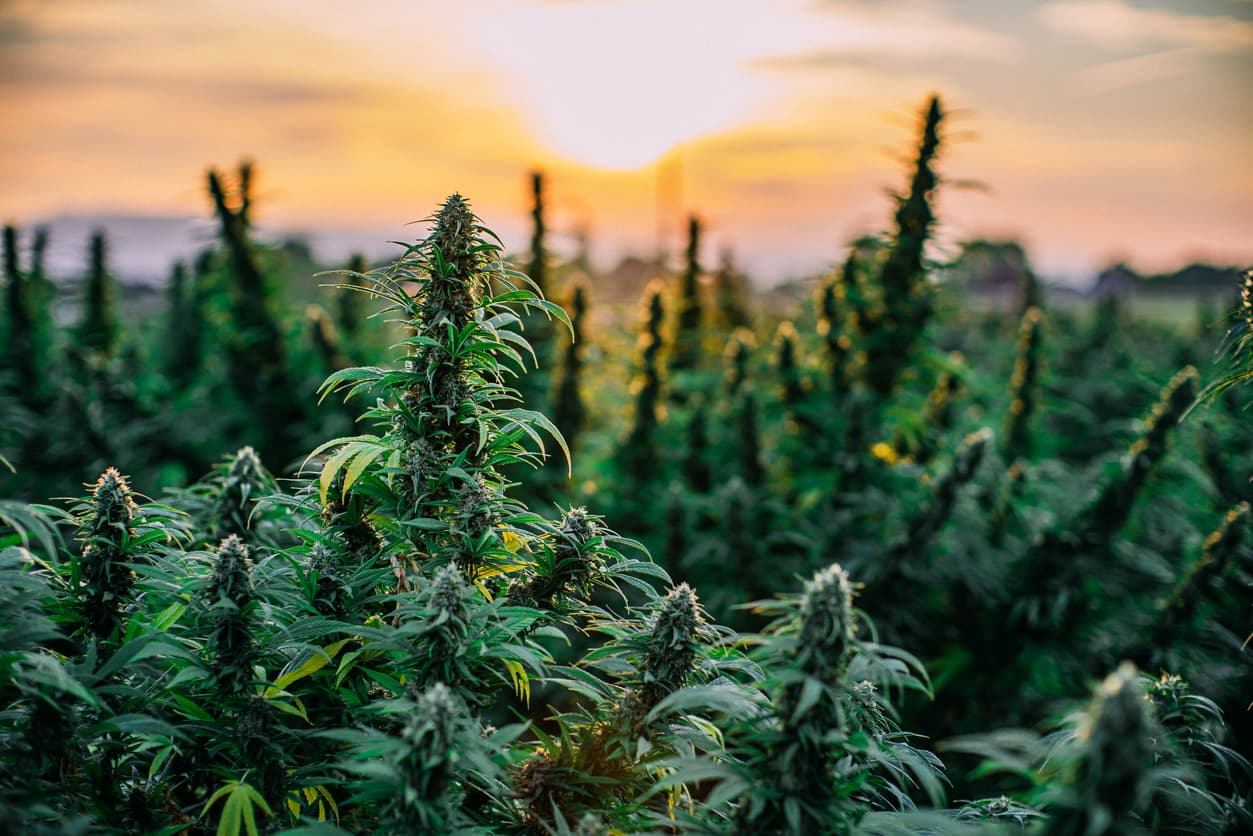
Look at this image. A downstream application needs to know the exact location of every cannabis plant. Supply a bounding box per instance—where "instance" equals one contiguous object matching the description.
[672,216,705,374]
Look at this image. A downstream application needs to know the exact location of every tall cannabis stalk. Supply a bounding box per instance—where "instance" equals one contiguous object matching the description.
[163,261,203,388]
[30,226,48,282]
[723,327,754,398]
[526,171,549,302]
[816,271,852,395]
[774,321,807,419]
[711,250,751,334]
[915,359,964,464]
[621,280,667,484]
[552,277,588,449]
[862,95,944,395]
[1003,307,1043,463]
[79,230,118,358]
[618,583,703,736]
[671,216,705,373]
[347,683,492,834]
[408,564,474,689]
[2,224,35,397]
[236,159,254,228]
[735,387,765,489]
[208,162,298,463]
[1077,366,1196,540]
[519,171,554,412]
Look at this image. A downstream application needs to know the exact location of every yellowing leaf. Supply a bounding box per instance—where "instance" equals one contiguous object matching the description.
[269,698,309,722]
[319,444,358,505]
[501,529,525,553]
[504,659,530,705]
[202,781,272,836]
[287,785,339,824]
[342,446,384,498]
[268,639,352,695]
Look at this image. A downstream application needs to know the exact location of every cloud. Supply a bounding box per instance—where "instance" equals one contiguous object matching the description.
[0,16,40,46]
[1074,47,1208,93]
[756,4,1019,70]
[1038,1,1253,93]
[1038,1,1253,52]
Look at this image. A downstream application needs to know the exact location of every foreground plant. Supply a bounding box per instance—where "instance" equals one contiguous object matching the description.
[672,562,944,835]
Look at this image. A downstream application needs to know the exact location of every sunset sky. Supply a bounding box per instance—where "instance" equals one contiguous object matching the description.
[1,0,1251,284]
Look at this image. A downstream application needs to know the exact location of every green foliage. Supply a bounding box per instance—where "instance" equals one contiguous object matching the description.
[1,91,1250,836]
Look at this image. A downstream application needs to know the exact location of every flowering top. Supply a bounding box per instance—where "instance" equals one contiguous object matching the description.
[797,562,857,680]
[90,467,138,528]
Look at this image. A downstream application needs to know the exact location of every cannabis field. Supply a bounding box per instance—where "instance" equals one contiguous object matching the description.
[1,96,1251,835]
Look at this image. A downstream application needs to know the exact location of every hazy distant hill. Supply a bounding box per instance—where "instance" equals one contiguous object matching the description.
[19,213,401,286]
[1092,262,1244,298]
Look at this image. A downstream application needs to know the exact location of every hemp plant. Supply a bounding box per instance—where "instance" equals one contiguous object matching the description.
[71,468,152,648]
[815,270,852,395]
[512,582,723,832]
[1014,366,1198,629]
[78,231,118,359]
[552,276,589,450]
[212,445,276,542]
[203,534,260,699]
[860,95,944,396]
[1003,307,1043,464]
[208,161,300,464]
[690,562,943,835]
[315,193,570,583]
[619,280,667,486]
[671,216,705,373]
[163,261,204,390]
[2,225,36,399]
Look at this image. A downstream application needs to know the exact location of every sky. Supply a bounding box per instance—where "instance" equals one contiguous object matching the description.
[1,0,1251,284]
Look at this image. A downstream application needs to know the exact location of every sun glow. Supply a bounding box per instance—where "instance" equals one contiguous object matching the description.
[477,0,797,170]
